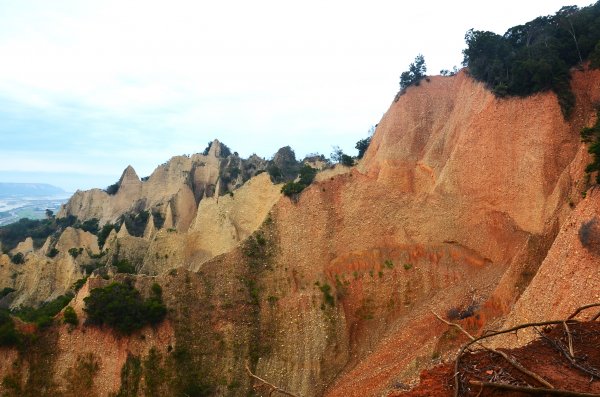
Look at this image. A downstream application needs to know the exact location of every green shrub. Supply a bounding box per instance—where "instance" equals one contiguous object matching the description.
[150,283,162,297]
[340,154,354,167]
[267,164,282,182]
[298,164,317,185]
[83,282,167,334]
[89,251,105,259]
[13,293,74,328]
[73,277,88,292]
[280,164,317,199]
[384,260,394,269]
[316,282,335,307]
[0,216,76,253]
[105,182,120,195]
[47,248,59,258]
[356,136,372,159]
[10,253,25,264]
[404,263,413,270]
[77,218,100,234]
[115,354,142,397]
[81,262,101,275]
[143,347,166,396]
[0,309,20,346]
[114,259,136,274]
[399,54,427,91]
[0,287,15,299]
[97,223,115,249]
[581,110,600,183]
[143,297,167,327]
[120,211,150,237]
[63,306,78,325]
[68,247,83,258]
[281,181,305,197]
[591,40,600,69]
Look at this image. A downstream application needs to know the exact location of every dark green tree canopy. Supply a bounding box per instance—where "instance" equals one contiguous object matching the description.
[400,54,427,90]
[84,281,166,334]
[356,125,376,159]
[462,1,600,117]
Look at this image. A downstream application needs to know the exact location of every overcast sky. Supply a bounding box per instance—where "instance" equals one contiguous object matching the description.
[0,0,594,191]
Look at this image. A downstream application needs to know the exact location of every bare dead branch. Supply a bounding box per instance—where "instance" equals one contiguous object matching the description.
[469,380,600,396]
[245,363,300,397]
[474,381,484,397]
[568,303,600,320]
[534,327,600,380]
[441,302,600,397]
[432,311,476,341]
[564,321,575,357]
[432,311,554,391]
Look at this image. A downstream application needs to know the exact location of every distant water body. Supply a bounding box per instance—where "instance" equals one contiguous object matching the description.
[0,183,72,226]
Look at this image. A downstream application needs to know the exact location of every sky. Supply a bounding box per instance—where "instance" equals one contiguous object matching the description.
[0,0,594,192]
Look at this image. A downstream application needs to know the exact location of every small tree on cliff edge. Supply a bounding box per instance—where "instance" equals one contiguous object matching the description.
[400,54,427,90]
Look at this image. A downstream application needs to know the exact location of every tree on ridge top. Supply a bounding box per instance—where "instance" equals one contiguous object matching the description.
[400,54,427,90]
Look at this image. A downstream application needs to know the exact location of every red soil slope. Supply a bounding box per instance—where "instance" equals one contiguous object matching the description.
[392,321,600,397]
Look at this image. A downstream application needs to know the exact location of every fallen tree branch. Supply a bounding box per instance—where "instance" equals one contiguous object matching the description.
[432,312,554,391]
[469,380,600,396]
[439,302,600,397]
[564,321,575,358]
[568,303,600,320]
[533,327,600,380]
[245,364,300,397]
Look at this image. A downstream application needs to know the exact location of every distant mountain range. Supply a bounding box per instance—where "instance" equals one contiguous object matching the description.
[0,183,68,197]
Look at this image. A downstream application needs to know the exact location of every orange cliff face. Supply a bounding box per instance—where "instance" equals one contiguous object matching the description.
[262,69,600,397]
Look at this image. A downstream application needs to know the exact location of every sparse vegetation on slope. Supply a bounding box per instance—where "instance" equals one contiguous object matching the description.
[119,210,150,237]
[13,293,74,328]
[581,109,600,183]
[0,309,20,347]
[63,306,78,325]
[355,128,374,159]
[0,216,74,253]
[0,214,102,254]
[96,222,115,249]
[281,164,317,200]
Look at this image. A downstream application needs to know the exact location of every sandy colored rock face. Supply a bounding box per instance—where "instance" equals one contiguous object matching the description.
[10,237,34,256]
[1,253,82,308]
[55,227,100,256]
[139,172,282,275]
[187,172,281,265]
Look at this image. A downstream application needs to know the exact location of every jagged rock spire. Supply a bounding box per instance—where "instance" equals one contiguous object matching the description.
[119,165,140,185]
[103,229,118,251]
[208,139,222,157]
[117,223,130,238]
[144,214,156,240]
[163,204,174,230]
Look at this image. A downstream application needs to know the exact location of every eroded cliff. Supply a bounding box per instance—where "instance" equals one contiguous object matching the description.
[1,68,599,397]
